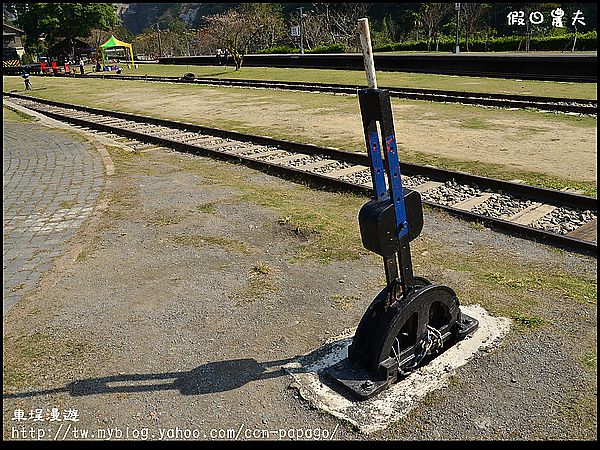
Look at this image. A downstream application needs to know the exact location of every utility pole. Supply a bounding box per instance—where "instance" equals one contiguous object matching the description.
[186,30,190,56]
[298,6,305,55]
[453,3,461,54]
[156,23,163,58]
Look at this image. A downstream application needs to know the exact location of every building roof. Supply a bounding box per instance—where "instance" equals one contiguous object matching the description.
[3,23,24,34]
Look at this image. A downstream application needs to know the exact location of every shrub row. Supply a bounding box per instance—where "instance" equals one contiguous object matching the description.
[372,31,597,52]
[306,43,348,54]
[257,46,299,54]
[257,42,349,54]
[257,32,595,54]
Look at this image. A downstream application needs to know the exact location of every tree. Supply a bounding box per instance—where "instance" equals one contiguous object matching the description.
[252,3,286,50]
[372,15,394,47]
[3,2,29,23]
[460,3,491,51]
[310,3,372,50]
[299,11,331,50]
[17,3,116,59]
[200,3,284,70]
[418,3,452,51]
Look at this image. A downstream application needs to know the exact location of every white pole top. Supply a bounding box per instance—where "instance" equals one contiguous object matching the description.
[357,17,377,89]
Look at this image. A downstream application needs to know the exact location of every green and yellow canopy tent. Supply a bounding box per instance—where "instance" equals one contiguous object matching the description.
[98,35,134,66]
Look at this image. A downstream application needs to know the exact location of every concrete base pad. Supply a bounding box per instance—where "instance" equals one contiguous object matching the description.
[284,304,511,434]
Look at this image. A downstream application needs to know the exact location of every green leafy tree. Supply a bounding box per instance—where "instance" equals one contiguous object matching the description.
[17,3,116,58]
[373,15,394,47]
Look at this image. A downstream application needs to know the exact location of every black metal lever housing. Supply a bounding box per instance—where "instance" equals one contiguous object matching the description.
[358,189,424,257]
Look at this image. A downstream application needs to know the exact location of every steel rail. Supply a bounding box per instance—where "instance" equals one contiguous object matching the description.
[4,92,596,255]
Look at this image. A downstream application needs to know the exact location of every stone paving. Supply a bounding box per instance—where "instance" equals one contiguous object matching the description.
[3,121,105,316]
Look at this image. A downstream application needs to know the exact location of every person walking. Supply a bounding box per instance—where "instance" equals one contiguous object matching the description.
[21,70,32,90]
[79,58,85,75]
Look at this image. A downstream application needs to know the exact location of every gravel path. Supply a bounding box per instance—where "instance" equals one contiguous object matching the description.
[2,117,596,441]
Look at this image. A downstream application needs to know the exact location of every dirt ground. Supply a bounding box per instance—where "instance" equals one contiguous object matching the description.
[3,76,597,184]
[3,116,596,440]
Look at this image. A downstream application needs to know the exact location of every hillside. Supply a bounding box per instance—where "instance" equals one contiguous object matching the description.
[114,3,238,34]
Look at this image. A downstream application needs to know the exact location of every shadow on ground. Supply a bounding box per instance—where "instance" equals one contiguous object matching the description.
[3,357,296,399]
[3,339,351,400]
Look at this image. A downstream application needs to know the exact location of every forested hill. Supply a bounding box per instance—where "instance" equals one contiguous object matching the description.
[3,3,596,37]
[113,3,597,37]
[114,3,236,35]
[112,3,426,36]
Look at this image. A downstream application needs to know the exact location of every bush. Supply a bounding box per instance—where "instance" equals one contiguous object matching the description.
[257,46,299,54]
[20,53,35,65]
[373,31,597,52]
[306,43,348,53]
[257,32,596,55]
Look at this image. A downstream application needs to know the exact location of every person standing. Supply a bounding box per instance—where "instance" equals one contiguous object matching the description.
[79,59,85,75]
[223,48,229,66]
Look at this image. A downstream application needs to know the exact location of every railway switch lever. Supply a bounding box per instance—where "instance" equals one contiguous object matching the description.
[323,18,479,399]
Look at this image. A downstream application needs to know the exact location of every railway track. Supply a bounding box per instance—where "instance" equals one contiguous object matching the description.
[4,92,597,255]
[77,73,598,115]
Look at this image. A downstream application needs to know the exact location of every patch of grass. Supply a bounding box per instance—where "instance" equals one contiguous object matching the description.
[469,221,486,231]
[27,249,50,261]
[420,244,597,322]
[143,209,186,227]
[176,155,367,263]
[197,201,218,214]
[107,145,139,162]
[555,388,597,438]
[75,235,105,263]
[239,186,367,263]
[403,150,597,197]
[480,270,597,305]
[75,247,92,263]
[10,283,26,293]
[170,234,251,255]
[331,294,361,311]
[580,350,597,371]
[447,373,461,388]
[251,261,271,275]
[482,271,543,290]
[230,262,278,305]
[59,199,78,209]
[172,158,228,186]
[460,117,495,130]
[511,313,544,329]
[3,331,91,390]
[106,185,139,220]
[3,105,37,122]
[554,275,598,305]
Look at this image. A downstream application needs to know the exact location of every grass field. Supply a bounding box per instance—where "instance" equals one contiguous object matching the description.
[85,63,597,100]
[3,74,596,196]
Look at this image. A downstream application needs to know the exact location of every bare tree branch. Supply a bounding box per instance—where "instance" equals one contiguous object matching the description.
[200,3,285,69]
[418,3,452,51]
